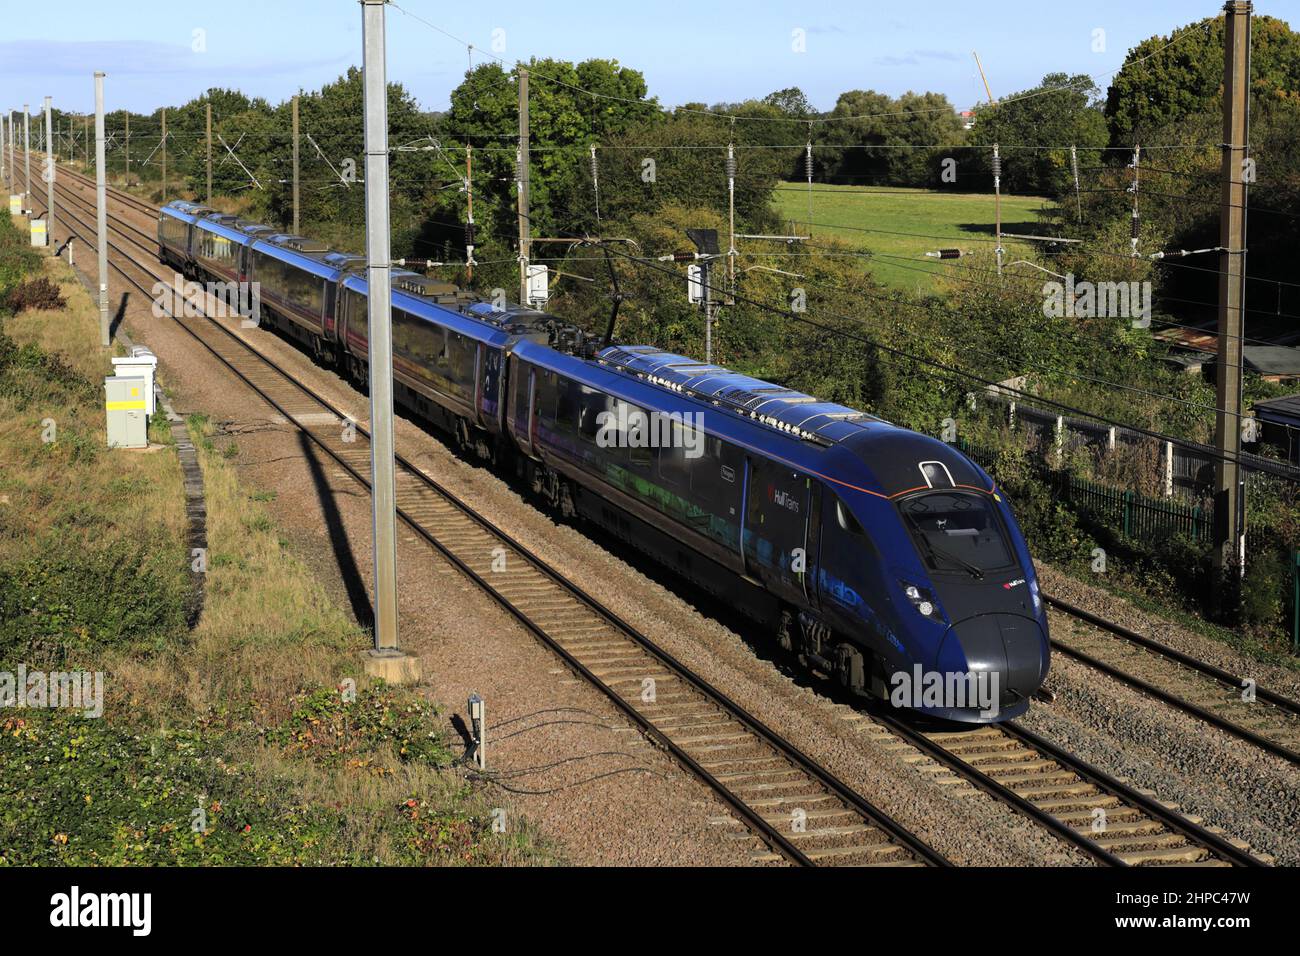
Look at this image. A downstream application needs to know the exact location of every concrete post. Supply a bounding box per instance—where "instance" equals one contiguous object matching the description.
[23,104,31,204]
[95,73,110,348]
[43,97,54,246]
[359,0,417,683]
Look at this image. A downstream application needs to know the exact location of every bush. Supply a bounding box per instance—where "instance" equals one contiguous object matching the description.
[1241,545,1288,630]
[0,531,189,665]
[0,324,97,409]
[3,276,66,314]
[0,217,42,301]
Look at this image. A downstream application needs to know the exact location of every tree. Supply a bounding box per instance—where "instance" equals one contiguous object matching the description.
[969,73,1107,196]
[1105,14,1300,147]
[814,89,965,188]
[595,110,785,231]
[763,87,815,118]
[433,57,659,251]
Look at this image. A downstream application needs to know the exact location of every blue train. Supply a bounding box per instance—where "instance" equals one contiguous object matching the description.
[158,201,1050,722]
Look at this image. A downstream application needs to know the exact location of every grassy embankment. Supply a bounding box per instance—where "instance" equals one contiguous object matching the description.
[773,183,1050,293]
[0,213,549,865]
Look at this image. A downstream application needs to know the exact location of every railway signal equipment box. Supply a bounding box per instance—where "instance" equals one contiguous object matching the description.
[104,375,148,449]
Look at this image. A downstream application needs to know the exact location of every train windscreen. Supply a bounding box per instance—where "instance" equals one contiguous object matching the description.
[898,492,1013,577]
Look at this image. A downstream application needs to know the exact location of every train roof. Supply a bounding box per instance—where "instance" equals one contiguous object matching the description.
[159,200,213,224]
[249,234,347,281]
[193,214,263,245]
[516,341,991,501]
[340,271,517,348]
[597,345,885,445]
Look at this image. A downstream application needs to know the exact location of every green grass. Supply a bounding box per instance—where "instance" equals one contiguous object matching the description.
[772,184,1052,293]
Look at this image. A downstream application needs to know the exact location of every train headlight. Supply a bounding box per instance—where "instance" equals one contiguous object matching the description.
[899,581,942,620]
[1029,578,1042,614]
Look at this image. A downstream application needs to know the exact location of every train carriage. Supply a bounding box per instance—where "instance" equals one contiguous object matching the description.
[336,271,515,449]
[192,214,256,285]
[507,341,1049,720]
[157,202,1049,723]
[247,235,340,357]
[156,200,213,275]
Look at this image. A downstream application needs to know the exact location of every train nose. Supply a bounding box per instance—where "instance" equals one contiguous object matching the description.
[936,613,1048,713]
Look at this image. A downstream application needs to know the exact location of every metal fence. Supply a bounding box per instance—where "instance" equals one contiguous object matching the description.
[979,391,1300,499]
[1066,475,1211,544]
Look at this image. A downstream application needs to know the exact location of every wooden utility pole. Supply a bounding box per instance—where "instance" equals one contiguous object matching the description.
[83,115,89,168]
[291,94,300,234]
[205,101,212,203]
[124,110,129,182]
[161,108,167,201]
[517,66,530,306]
[1213,0,1252,583]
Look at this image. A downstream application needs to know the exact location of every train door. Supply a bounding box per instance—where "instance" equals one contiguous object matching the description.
[323,282,338,342]
[472,344,484,427]
[743,455,813,606]
[479,347,503,429]
[805,482,822,610]
[507,357,535,456]
[527,369,538,451]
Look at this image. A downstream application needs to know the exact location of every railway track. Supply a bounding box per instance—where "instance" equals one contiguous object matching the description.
[35,162,1271,866]
[1044,595,1300,767]
[865,712,1261,866]
[35,163,948,868]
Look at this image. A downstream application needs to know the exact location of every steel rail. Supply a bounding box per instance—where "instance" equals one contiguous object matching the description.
[1045,594,1300,766]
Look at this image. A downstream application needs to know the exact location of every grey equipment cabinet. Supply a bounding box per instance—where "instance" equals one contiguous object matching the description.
[105,375,148,449]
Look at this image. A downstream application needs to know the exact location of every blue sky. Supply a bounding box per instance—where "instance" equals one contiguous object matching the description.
[0,0,1295,116]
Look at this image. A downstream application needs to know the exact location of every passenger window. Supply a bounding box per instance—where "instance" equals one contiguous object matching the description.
[658,428,689,488]
[692,436,731,504]
[536,371,557,426]
[577,386,608,443]
[554,378,578,434]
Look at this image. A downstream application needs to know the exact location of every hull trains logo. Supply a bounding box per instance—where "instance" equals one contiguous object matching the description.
[50,886,151,936]
[769,486,801,513]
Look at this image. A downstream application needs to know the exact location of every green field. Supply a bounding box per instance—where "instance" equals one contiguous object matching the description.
[772,184,1052,293]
